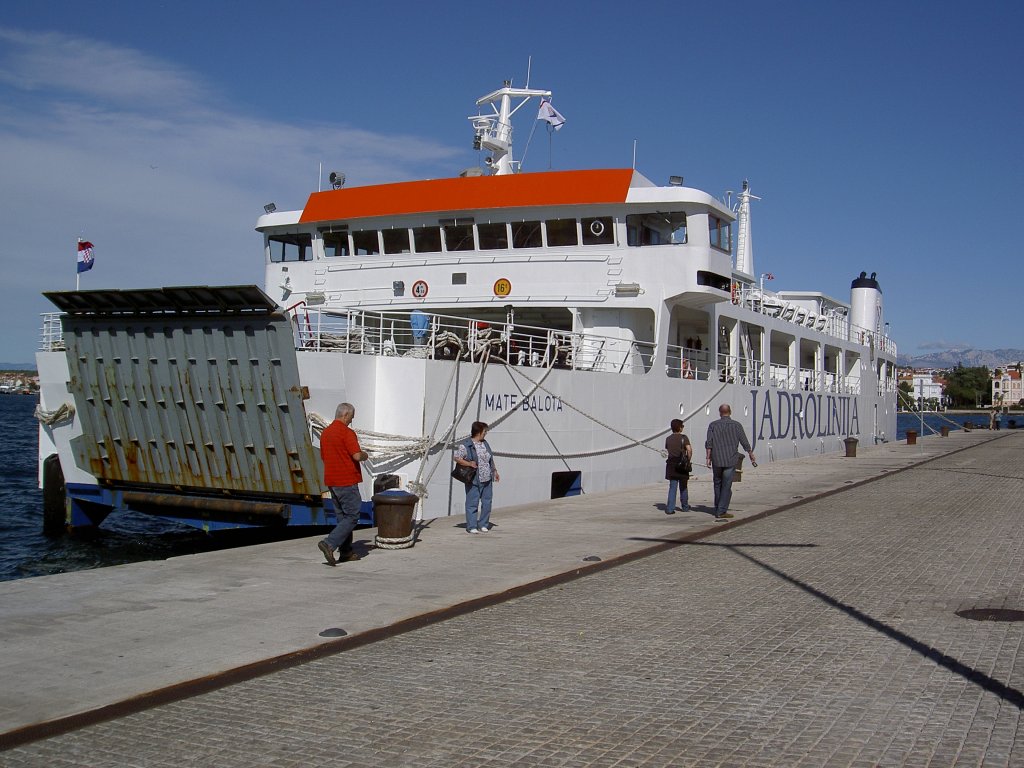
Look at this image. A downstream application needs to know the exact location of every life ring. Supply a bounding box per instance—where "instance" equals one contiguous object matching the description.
[589,219,605,237]
[731,282,738,304]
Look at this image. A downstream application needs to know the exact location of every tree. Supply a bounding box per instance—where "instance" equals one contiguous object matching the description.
[897,380,915,409]
[942,364,991,408]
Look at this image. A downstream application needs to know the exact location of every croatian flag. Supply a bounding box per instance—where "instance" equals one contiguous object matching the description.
[762,272,775,281]
[537,99,565,131]
[77,240,95,273]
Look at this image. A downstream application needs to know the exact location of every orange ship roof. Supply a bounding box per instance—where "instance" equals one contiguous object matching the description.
[299,169,635,224]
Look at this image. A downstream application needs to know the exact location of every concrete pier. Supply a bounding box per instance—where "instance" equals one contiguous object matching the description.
[2,429,1021,765]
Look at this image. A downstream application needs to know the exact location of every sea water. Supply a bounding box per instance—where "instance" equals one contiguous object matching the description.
[895,411,1010,439]
[0,396,317,583]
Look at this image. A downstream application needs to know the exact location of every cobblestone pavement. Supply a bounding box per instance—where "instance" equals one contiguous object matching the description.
[6,434,1024,767]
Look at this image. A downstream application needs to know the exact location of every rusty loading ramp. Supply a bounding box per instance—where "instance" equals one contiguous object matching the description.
[0,428,1010,748]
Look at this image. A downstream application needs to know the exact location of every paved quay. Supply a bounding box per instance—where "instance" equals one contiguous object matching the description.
[2,428,1021,765]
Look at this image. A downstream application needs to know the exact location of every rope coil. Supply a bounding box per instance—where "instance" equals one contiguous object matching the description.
[34,402,75,426]
[374,533,415,549]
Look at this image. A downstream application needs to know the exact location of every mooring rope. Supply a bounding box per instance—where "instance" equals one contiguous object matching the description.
[34,402,75,426]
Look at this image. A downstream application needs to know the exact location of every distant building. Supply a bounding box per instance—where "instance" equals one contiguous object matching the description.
[992,367,1023,408]
[899,369,946,409]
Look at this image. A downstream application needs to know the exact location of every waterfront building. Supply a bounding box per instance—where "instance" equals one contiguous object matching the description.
[992,367,1023,408]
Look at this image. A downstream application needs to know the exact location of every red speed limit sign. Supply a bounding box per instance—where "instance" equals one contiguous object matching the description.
[411,280,429,298]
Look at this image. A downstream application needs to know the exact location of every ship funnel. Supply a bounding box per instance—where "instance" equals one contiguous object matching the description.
[850,271,883,339]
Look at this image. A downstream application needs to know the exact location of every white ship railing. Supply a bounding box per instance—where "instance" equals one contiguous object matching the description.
[735,285,897,358]
[292,307,659,376]
[665,344,712,380]
[39,312,65,351]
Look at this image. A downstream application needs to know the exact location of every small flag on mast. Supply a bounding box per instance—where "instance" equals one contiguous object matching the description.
[762,272,775,280]
[77,240,95,273]
[537,99,565,131]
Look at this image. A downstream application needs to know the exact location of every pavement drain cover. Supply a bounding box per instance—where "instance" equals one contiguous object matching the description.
[319,628,349,637]
[955,608,1024,622]
[583,555,602,562]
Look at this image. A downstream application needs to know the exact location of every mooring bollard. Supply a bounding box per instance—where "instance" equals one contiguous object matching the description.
[906,429,917,445]
[940,426,950,437]
[372,489,419,549]
[844,436,858,457]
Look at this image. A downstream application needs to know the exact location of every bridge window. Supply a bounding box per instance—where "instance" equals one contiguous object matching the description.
[668,212,687,244]
[512,220,542,248]
[413,226,442,253]
[321,231,349,258]
[546,218,578,247]
[581,217,614,245]
[710,215,732,253]
[443,223,475,251]
[478,222,509,250]
[352,230,381,255]
[625,214,664,246]
[269,234,312,262]
[625,212,686,247]
[382,228,411,255]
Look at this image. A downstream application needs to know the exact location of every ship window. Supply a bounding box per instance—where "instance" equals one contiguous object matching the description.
[697,270,731,291]
[581,217,614,245]
[413,226,442,253]
[710,215,732,253]
[322,231,350,258]
[444,223,475,252]
[546,218,578,247]
[668,212,687,244]
[625,214,665,246]
[382,229,411,255]
[512,220,542,249]
[452,272,467,285]
[352,230,381,255]
[269,234,312,262]
[478,222,509,250]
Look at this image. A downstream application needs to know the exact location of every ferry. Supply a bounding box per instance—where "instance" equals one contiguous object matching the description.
[34,81,898,535]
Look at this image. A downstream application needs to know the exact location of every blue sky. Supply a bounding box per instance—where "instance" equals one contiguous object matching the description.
[1,1,1021,365]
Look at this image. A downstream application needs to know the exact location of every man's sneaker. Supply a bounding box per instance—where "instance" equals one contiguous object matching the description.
[716,513,735,520]
[479,525,491,532]
[317,540,337,566]
[467,528,479,534]
[682,505,691,511]
[337,551,361,562]
[665,508,675,515]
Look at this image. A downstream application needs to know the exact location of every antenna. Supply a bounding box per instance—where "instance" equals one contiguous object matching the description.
[632,140,637,169]
[526,55,532,88]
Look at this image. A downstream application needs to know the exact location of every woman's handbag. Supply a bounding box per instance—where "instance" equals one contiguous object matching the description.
[451,463,476,484]
[674,456,692,475]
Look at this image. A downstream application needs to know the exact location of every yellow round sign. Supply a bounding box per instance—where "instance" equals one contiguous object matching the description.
[493,278,512,297]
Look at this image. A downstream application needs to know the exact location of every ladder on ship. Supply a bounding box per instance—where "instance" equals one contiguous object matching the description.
[739,325,756,386]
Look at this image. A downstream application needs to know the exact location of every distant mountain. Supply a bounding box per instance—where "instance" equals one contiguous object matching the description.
[0,363,36,372]
[897,348,1024,370]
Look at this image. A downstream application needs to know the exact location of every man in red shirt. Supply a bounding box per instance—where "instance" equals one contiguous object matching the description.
[318,402,368,566]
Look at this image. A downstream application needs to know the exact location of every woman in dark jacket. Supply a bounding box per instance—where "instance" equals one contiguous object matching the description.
[664,418,692,514]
